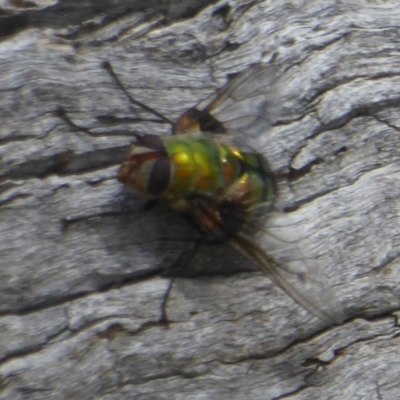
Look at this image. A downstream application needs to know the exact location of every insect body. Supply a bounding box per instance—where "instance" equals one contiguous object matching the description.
[116,63,343,324]
[118,133,275,240]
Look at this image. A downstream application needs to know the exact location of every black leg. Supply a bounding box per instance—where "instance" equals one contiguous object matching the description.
[102,61,173,126]
[159,240,203,327]
[55,106,98,136]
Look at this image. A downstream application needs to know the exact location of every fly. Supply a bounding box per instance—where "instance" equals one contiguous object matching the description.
[112,62,343,324]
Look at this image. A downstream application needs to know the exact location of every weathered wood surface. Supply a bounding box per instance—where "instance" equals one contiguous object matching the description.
[1,0,400,399]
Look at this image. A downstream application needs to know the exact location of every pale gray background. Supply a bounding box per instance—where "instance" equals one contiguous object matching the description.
[1,0,399,399]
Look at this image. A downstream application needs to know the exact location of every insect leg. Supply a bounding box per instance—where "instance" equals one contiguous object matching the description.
[55,106,99,137]
[102,61,173,125]
[159,240,203,327]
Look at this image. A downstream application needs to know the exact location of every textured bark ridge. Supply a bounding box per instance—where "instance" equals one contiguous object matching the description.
[1,1,400,399]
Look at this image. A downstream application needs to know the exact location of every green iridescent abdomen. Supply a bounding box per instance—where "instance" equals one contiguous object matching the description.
[162,135,275,214]
[161,136,237,198]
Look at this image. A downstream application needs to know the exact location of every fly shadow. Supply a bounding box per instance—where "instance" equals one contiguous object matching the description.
[55,60,258,325]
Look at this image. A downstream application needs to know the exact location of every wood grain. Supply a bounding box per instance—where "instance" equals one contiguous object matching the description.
[1,1,399,399]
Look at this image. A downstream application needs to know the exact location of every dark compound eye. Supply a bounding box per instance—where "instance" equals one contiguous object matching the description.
[146,157,171,196]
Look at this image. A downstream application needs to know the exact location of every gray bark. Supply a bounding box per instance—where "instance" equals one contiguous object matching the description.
[1,0,400,399]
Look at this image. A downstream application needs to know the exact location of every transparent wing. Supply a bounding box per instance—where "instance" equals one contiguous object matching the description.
[186,185,343,324]
[229,226,344,325]
[173,64,282,140]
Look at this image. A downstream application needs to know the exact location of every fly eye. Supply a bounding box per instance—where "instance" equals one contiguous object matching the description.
[146,157,171,196]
